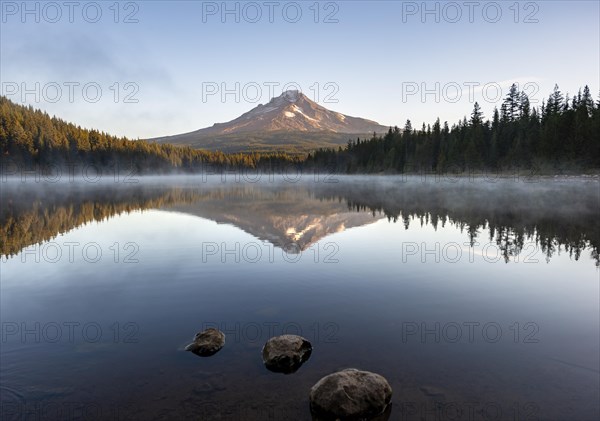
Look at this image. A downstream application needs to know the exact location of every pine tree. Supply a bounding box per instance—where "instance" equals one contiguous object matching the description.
[470,102,484,126]
[505,83,520,121]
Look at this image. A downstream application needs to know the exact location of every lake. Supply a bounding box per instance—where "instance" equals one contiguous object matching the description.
[1,174,599,420]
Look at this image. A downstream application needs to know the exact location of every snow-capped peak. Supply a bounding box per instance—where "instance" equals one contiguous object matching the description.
[165,90,388,138]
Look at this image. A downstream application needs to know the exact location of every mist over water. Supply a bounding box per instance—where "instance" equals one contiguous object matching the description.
[1,175,599,420]
[2,175,599,263]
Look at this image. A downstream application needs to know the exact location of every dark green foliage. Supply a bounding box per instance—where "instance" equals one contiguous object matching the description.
[307,84,599,173]
[0,97,303,173]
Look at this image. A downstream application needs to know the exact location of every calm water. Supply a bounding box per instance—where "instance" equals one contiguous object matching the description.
[1,175,599,420]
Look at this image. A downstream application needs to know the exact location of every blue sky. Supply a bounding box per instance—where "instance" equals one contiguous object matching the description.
[1,0,599,139]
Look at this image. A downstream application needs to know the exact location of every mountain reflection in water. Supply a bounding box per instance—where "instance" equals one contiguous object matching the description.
[1,176,598,265]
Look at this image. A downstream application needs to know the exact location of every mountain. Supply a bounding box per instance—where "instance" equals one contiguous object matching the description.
[150,91,388,153]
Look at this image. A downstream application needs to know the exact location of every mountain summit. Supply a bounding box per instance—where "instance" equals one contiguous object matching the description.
[198,90,387,134]
[151,91,388,152]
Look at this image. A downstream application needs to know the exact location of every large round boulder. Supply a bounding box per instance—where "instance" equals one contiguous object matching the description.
[262,334,312,374]
[309,368,392,420]
[185,328,225,357]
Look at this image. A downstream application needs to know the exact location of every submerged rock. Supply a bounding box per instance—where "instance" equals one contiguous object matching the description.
[309,368,392,420]
[185,328,225,357]
[262,334,312,374]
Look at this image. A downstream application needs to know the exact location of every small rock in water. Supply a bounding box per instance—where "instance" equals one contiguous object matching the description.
[262,334,312,374]
[185,328,225,357]
[309,368,392,420]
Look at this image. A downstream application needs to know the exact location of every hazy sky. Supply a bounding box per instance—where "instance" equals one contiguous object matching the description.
[1,1,599,139]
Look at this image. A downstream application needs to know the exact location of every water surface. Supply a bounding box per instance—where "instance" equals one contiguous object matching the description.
[1,176,598,420]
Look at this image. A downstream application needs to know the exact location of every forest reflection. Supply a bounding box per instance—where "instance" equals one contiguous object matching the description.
[1,177,598,265]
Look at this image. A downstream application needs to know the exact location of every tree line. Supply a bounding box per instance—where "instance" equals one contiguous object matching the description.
[0,96,302,174]
[307,84,600,173]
